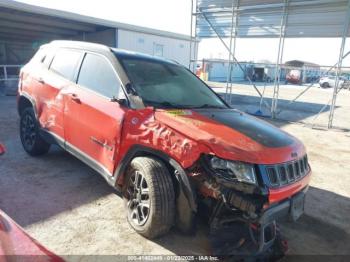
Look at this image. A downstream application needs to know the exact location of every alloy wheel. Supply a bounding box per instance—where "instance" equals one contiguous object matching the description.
[21,114,36,149]
[126,170,150,226]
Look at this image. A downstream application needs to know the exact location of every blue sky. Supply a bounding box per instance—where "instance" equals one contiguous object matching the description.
[18,0,350,67]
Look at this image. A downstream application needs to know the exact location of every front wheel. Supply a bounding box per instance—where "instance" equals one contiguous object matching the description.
[20,107,50,156]
[123,157,175,239]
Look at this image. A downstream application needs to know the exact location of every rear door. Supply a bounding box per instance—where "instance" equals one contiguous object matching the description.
[63,52,126,177]
[40,48,83,140]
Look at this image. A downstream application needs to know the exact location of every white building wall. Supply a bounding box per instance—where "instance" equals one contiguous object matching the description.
[117,29,196,67]
[207,61,246,82]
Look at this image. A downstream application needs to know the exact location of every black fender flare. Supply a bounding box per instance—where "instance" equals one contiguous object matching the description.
[18,92,38,118]
[114,145,197,212]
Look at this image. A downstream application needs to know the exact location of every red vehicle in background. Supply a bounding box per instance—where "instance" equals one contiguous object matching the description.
[0,143,62,261]
[286,69,302,84]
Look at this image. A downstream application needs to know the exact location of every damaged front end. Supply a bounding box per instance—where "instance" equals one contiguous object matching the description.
[188,154,310,256]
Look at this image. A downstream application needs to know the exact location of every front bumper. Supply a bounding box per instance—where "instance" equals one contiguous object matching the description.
[261,185,308,225]
[268,171,311,204]
[252,186,308,253]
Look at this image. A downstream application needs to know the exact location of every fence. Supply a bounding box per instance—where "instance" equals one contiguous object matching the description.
[0,65,21,96]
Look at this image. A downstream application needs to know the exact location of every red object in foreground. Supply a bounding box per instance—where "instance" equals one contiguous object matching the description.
[0,144,5,156]
[0,210,63,261]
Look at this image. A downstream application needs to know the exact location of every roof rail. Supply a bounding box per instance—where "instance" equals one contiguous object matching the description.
[49,40,110,52]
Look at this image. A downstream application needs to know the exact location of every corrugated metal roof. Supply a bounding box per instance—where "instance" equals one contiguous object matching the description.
[196,0,350,38]
[0,0,191,41]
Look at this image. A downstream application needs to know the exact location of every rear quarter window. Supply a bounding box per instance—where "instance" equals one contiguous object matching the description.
[50,49,82,81]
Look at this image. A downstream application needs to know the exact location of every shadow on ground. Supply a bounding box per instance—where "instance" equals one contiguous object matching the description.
[152,186,350,256]
[0,96,114,227]
[215,91,337,128]
[0,145,115,227]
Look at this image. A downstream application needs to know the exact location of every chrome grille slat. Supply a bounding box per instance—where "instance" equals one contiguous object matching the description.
[265,155,309,188]
[267,167,279,186]
[294,162,300,178]
[278,166,288,185]
[287,164,295,182]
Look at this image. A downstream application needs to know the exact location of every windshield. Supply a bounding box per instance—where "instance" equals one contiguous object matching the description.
[116,55,227,109]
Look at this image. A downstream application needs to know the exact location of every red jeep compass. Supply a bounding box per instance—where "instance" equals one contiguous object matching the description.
[17,41,311,253]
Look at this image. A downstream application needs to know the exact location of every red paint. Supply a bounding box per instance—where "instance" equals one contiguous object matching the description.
[18,45,311,209]
[268,171,311,204]
[62,85,125,174]
[0,210,63,260]
[154,110,306,165]
[0,143,5,155]
[19,70,310,197]
[114,108,209,176]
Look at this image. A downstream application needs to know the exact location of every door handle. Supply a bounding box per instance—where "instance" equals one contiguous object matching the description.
[38,78,45,84]
[68,93,81,103]
[90,136,113,151]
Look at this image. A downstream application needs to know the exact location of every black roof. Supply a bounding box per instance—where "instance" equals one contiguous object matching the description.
[111,48,177,65]
[46,40,178,65]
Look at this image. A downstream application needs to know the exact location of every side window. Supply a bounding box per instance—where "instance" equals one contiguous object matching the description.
[30,48,47,64]
[43,48,55,68]
[77,53,120,98]
[50,49,82,81]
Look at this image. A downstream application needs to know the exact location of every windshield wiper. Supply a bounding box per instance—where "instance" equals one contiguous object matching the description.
[190,104,226,109]
[142,100,226,110]
[143,100,188,109]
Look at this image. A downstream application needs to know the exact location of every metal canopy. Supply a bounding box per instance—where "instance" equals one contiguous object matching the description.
[0,3,109,45]
[0,0,192,42]
[190,0,350,130]
[196,0,350,38]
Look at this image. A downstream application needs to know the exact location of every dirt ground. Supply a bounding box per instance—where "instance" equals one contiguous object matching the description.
[0,89,350,259]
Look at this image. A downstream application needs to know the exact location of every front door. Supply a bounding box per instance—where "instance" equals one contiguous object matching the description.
[63,52,126,177]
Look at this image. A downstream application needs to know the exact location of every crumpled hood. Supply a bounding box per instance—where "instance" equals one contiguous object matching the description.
[155,108,305,165]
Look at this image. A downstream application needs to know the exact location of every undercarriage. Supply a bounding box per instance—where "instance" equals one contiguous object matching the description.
[188,160,308,259]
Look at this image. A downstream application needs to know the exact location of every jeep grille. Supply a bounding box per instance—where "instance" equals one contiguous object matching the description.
[266,155,309,188]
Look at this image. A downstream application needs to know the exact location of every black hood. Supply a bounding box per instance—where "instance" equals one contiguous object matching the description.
[193,109,295,148]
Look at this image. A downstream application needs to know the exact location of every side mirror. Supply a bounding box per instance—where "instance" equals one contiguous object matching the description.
[110,96,128,107]
[0,143,6,156]
[125,83,138,96]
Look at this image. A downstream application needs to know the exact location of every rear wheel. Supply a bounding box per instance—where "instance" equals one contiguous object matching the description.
[20,107,50,156]
[123,157,175,239]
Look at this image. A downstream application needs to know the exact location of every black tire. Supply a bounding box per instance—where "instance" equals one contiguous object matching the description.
[20,107,50,156]
[122,157,175,239]
[321,82,330,88]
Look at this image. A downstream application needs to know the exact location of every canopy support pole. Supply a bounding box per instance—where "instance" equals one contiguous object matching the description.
[271,0,289,118]
[328,0,350,128]
[198,8,271,111]
[225,0,239,104]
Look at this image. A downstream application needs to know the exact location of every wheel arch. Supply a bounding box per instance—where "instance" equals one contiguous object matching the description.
[18,93,37,118]
[114,145,197,213]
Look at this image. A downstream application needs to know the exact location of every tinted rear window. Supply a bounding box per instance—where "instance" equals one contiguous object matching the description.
[50,49,82,81]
